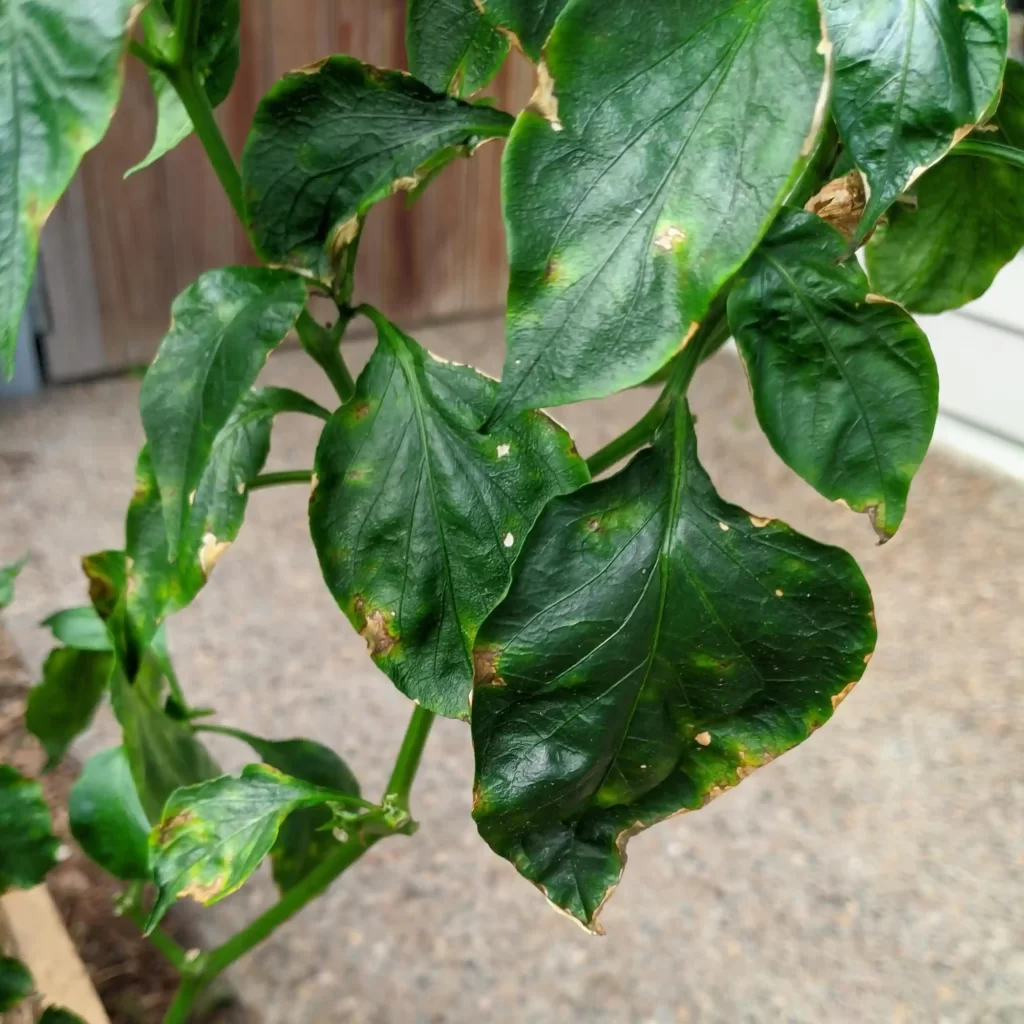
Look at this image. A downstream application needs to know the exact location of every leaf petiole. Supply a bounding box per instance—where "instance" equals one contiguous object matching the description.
[246,470,314,491]
[952,137,1024,172]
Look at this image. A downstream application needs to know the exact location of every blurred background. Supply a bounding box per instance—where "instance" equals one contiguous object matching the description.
[0,4,1022,1024]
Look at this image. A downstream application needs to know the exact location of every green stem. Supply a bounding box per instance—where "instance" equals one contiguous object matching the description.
[586,391,672,477]
[295,309,356,403]
[953,138,1024,171]
[163,973,205,1024]
[174,0,204,68]
[125,905,191,973]
[383,705,435,812]
[247,469,314,491]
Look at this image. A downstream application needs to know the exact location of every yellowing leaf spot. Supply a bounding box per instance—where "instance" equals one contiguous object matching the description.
[329,216,361,259]
[831,681,857,711]
[695,731,712,747]
[775,589,784,597]
[496,443,511,459]
[503,532,514,548]
[718,522,729,532]
[360,609,397,657]
[527,61,563,131]
[653,225,685,252]
[180,876,227,905]
[748,515,771,528]
[188,490,196,507]
[199,533,231,577]
[236,481,246,495]
[473,648,503,686]
[392,175,421,193]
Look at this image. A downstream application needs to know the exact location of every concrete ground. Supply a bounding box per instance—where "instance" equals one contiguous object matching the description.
[1,317,1022,1024]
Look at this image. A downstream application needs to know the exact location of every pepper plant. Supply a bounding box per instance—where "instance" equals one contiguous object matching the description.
[1,0,1023,1019]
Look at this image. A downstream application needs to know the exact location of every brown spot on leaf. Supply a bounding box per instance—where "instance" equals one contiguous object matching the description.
[805,171,867,242]
[158,812,193,845]
[352,402,371,420]
[199,534,231,578]
[748,515,771,528]
[831,681,857,711]
[473,648,503,686]
[587,518,602,532]
[179,877,226,905]
[328,216,361,263]
[527,61,563,131]
[295,57,329,75]
[361,609,396,657]
[653,225,686,252]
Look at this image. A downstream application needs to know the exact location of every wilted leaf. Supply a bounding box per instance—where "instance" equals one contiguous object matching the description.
[0,556,27,610]
[0,956,33,1012]
[310,309,589,718]
[490,0,828,424]
[69,746,151,881]
[866,60,1024,313]
[472,402,875,930]
[242,57,514,281]
[821,0,1007,238]
[0,0,133,378]
[147,764,355,930]
[41,606,112,651]
[0,763,59,893]
[140,267,308,552]
[728,210,938,539]
[25,648,112,769]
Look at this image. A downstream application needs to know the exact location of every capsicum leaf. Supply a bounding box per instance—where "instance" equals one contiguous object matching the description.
[0,763,59,894]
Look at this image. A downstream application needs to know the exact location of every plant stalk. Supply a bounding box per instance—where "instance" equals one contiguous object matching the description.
[384,704,435,812]
[952,138,1024,171]
[124,904,191,973]
[247,469,315,491]
[295,309,356,403]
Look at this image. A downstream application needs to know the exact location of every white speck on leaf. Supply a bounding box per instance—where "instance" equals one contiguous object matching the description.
[695,732,712,747]
[199,533,231,577]
[718,522,729,531]
[497,443,511,459]
[503,533,514,548]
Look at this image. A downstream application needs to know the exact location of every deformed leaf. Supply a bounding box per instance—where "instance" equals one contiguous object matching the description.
[202,725,360,892]
[0,763,60,893]
[728,210,938,539]
[25,648,113,769]
[147,764,355,930]
[821,0,1007,238]
[490,0,829,424]
[69,746,151,881]
[242,57,514,280]
[41,606,113,652]
[866,60,1024,314]
[406,0,510,97]
[0,556,27,610]
[140,267,307,552]
[472,402,876,931]
[0,0,133,378]
[0,955,33,1012]
[128,0,241,175]
[310,309,589,719]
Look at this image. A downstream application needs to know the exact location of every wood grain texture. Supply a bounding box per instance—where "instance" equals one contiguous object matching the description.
[38,1,535,379]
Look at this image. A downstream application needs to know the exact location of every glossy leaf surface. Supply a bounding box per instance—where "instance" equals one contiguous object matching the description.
[472,403,875,929]
[821,0,1007,237]
[491,0,827,424]
[69,746,151,880]
[866,61,1024,313]
[41,606,112,652]
[242,57,514,279]
[147,764,351,930]
[128,0,241,175]
[25,648,112,769]
[0,763,59,893]
[311,311,588,718]
[728,210,938,539]
[206,726,360,892]
[0,556,26,610]
[140,267,307,552]
[406,0,510,96]
[0,956,33,1012]
[0,0,132,377]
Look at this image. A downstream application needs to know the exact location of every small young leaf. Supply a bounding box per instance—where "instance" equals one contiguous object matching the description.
[0,0,133,378]
[0,763,60,894]
[41,607,113,652]
[242,57,514,280]
[821,0,1007,238]
[0,556,27,610]
[111,665,219,823]
[472,402,876,931]
[69,747,151,881]
[140,267,308,552]
[146,764,353,930]
[201,726,361,892]
[866,60,1024,314]
[0,955,33,1012]
[491,0,829,425]
[40,1009,89,1024]
[310,309,589,719]
[728,210,938,540]
[128,0,241,175]
[406,0,510,97]
[25,649,113,769]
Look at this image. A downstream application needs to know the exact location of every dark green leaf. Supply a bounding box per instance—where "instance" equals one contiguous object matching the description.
[40,1008,89,1024]
[472,402,876,930]
[406,0,510,97]
[0,556,27,610]
[310,309,589,719]
[25,648,112,769]
[146,764,353,930]
[490,0,829,425]
[728,210,938,540]
[173,387,330,610]
[68,746,150,880]
[821,0,1007,238]
[128,0,241,175]
[866,60,1024,313]
[0,955,33,1012]
[0,0,132,378]
[140,267,307,553]
[111,664,219,823]
[41,607,113,652]
[201,725,361,892]
[242,57,514,280]
[0,763,59,893]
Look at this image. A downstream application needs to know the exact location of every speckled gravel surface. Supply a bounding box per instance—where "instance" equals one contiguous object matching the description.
[1,318,1022,1024]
